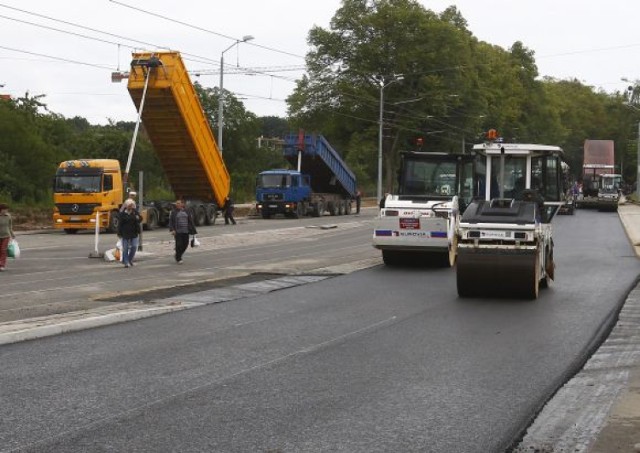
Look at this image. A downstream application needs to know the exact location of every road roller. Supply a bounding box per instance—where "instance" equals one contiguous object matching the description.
[373,151,476,267]
[456,137,564,299]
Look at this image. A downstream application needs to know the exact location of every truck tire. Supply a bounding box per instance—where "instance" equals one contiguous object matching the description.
[195,206,206,226]
[382,250,403,266]
[107,211,119,234]
[345,201,352,215]
[312,202,323,217]
[205,205,216,225]
[143,209,158,231]
[337,201,344,216]
[328,201,336,216]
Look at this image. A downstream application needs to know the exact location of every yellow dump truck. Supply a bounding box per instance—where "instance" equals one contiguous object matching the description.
[53,51,231,232]
[126,51,231,225]
[52,159,159,233]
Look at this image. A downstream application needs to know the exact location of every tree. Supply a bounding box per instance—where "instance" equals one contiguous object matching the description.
[289,0,484,195]
[195,83,287,202]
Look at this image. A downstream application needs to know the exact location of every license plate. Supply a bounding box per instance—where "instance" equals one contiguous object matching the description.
[269,205,277,208]
[399,218,420,229]
[69,216,81,221]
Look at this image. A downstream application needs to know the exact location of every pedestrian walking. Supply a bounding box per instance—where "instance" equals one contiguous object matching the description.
[169,200,197,264]
[117,199,142,268]
[355,190,362,214]
[223,196,236,225]
[0,203,16,272]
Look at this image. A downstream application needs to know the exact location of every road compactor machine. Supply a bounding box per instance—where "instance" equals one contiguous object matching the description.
[373,151,476,266]
[456,136,564,299]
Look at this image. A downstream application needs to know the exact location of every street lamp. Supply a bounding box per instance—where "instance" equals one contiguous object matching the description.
[218,34,254,154]
[377,75,404,204]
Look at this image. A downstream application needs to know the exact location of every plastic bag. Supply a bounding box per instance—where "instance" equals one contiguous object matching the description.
[190,235,200,248]
[114,239,122,261]
[7,239,20,259]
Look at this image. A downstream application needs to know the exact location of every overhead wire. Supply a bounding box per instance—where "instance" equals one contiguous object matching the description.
[108,0,305,60]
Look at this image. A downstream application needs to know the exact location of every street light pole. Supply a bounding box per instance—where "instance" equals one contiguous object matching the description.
[377,75,403,204]
[217,35,254,154]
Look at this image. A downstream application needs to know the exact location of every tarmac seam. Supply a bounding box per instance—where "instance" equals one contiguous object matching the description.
[0,258,381,346]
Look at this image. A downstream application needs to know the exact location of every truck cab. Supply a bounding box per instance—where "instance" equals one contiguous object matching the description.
[597,173,623,211]
[256,170,312,218]
[53,159,123,234]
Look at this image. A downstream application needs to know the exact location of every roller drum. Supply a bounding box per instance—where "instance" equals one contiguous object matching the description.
[456,247,540,299]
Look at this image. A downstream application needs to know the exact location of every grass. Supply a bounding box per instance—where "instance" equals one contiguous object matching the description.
[7,205,52,231]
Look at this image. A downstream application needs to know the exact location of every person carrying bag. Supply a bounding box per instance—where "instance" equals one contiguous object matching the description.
[169,200,197,264]
[0,203,17,271]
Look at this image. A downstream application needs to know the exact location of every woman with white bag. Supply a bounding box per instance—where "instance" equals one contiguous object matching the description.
[0,203,16,272]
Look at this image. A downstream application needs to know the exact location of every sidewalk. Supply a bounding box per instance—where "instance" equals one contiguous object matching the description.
[514,201,640,452]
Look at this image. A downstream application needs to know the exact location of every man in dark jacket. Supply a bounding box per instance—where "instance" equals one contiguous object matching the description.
[168,200,197,264]
[117,200,142,268]
[223,196,236,225]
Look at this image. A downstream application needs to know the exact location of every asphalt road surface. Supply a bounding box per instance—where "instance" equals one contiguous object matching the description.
[1,209,639,452]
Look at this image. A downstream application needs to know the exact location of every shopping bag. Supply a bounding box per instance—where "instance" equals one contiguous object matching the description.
[114,239,122,261]
[190,235,200,248]
[7,239,20,259]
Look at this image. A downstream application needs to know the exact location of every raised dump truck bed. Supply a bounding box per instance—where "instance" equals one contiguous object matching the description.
[127,51,230,209]
[282,133,356,198]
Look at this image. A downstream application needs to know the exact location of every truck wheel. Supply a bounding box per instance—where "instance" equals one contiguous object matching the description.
[382,250,402,266]
[64,228,79,234]
[205,205,216,225]
[107,211,119,233]
[313,202,323,217]
[195,207,206,226]
[144,209,158,231]
[345,201,352,215]
[328,201,336,216]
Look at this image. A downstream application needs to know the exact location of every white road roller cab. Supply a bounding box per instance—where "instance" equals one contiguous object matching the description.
[456,131,564,299]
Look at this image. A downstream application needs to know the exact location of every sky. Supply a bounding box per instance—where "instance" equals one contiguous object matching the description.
[0,0,638,125]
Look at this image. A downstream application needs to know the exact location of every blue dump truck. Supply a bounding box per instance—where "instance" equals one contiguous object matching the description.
[256,133,357,219]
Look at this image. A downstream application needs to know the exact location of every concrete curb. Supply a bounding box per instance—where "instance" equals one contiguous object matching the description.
[0,304,190,346]
[513,202,640,452]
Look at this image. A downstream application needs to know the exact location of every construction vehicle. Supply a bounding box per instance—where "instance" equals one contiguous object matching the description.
[126,51,230,225]
[577,140,622,211]
[53,51,230,233]
[53,159,159,233]
[456,135,564,299]
[256,132,357,218]
[373,151,476,266]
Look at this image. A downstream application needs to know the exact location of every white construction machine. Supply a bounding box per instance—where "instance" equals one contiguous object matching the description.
[373,151,476,266]
[456,135,564,299]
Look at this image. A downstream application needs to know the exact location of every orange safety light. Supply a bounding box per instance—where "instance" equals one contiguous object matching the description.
[416,137,424,147]
[486,129,498,140]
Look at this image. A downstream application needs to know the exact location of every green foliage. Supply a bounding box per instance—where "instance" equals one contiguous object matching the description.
[194,83,288,202]
[4,1,640,209]
[288,0,640,190]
